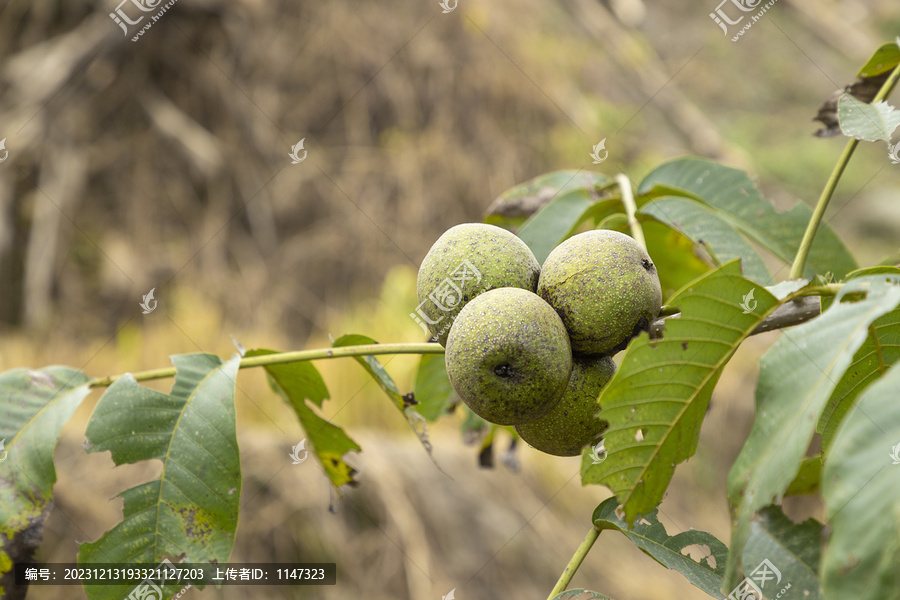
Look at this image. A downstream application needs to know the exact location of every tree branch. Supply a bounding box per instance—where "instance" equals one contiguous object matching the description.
[649,295,821,339]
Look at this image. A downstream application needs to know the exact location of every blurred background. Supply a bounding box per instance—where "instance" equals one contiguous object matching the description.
[1,0,899,598]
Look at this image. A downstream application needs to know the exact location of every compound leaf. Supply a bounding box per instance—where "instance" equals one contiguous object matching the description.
[582,261,781,524]
[724,277,900,591]
[79,353,242,600]
[592,497,727,596]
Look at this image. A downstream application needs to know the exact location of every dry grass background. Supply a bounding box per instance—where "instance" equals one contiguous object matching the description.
[1,0,899,598]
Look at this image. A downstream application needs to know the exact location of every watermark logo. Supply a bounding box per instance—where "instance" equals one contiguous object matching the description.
[710,0,778,41]
[126,558,192,600]
[110,0,159,35]
[442,589,456,600]
[590,139,608,164]
[0,138,8,163]
[140,288,158,314]
[889,141,900,165]
[588,441,607,464]
[438,0,457,13]
[728,558,790,600]
[410,259,482,339]
[289,439,309,464]
[740,288,757,314]
[110,0,178,41]
[890,442,900,465]
[0,439,8,463]
[289,139,307,164]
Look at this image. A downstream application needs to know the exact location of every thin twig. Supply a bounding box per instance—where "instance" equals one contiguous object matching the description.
[650,296,822,339]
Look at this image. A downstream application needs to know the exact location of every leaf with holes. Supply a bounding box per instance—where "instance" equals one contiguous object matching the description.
[818,269,900,453]
[78,353,241,600]
[0,367,91,589]
[838,96,900,143]
[822,361,900,600]
[638,157,857,280]
[592,498,728,596]
[248,349,360,489]
[581,261,781,524]
[724,277,900,592]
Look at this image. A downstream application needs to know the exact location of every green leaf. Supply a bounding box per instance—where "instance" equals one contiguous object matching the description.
[582,261,780,524]
[332,334,435,458]
[484,170,610,232]
[640,195,772,284]
[247,349,360,489]
[642,220,712,301]
[0,367,91,584]
[461,405,490,440]
[79,353,242,600]
[818,270,900,453]
[857,40,900,77]
[517,189,595,264]
[822,362,900,600]
[784,455,822,496]
[838,96,900,143]
[736,505,821,599]
[638,157,857,280]
[551,590,615,600]
[332,334,406,410]
[592,497,728,596]
[724,277,900,591]
[413,353,455,421]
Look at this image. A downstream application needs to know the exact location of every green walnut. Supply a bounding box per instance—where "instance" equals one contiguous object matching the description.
[416,223,540,346]
[445,287,572,426]
[515,355,615,456]
[538,230,662,355]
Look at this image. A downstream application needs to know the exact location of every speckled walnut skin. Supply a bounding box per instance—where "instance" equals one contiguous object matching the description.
[417,223,540,346]
[538,230,662,356]
[445,288,572,426]
[516,355,615,456]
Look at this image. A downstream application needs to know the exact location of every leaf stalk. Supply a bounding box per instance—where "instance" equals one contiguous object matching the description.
[547,526,601,600]
[88,342,444,388]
